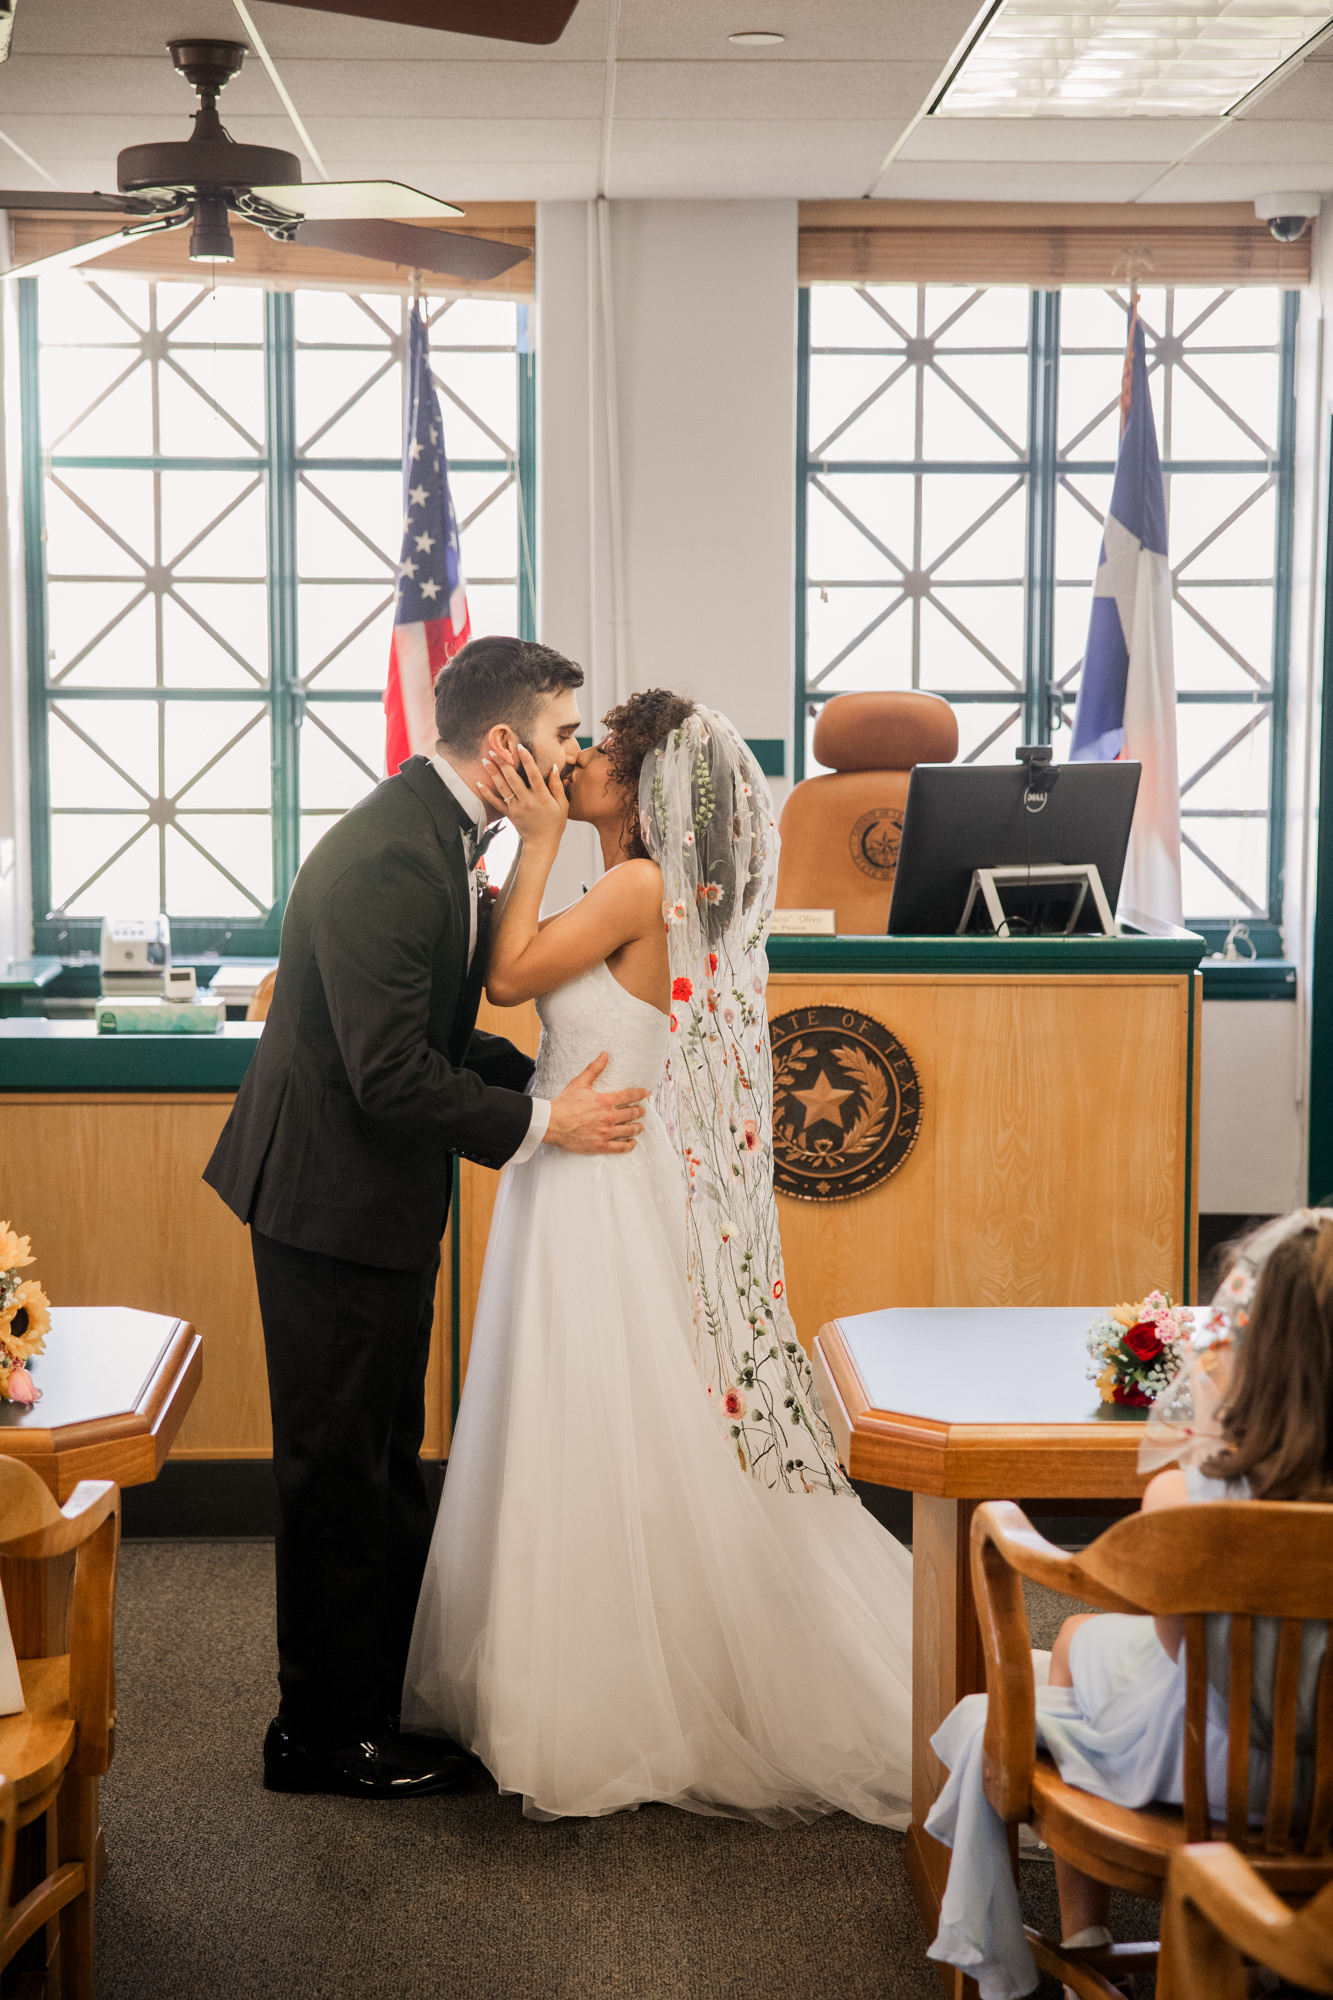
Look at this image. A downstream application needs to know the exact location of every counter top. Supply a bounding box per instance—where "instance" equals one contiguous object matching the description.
[0,1019,262,1090]
[766,927,1206,977]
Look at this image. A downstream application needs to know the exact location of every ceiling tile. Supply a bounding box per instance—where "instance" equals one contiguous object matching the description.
[897,116,1217,163]
[608,121,898,198]
[613,59,940,121]
[1192,119,1333,164]
[277,58,605,117]
[616,0,980,64]
[303,117,600,162]
[1142,162,1333,200]
[0,53,285,117]
[872,160,1162,200]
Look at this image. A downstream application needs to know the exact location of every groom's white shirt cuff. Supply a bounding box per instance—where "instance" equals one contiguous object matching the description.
[429,750,550,1169]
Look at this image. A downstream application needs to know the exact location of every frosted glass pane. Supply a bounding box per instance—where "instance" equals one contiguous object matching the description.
[47,589,155,688]
[164,702,269,803]
[169,819,272,914]
[300,705,381,809]
[51,817,157,915]
[300,585,394,691]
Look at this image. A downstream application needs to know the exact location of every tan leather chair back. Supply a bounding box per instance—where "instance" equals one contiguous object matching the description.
[776,692,957,934]
[246,969,278,1023]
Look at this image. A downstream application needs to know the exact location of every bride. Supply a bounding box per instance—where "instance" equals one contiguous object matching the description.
[402,691,914,1826]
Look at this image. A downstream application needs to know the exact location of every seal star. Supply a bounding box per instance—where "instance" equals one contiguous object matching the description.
[791,1068,854,1131]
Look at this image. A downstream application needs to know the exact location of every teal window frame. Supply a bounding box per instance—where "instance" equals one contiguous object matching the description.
[794,283,1299,954]
[20,278,537,959]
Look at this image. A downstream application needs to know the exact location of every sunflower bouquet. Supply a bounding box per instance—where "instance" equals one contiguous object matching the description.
[0,1224,49,1405]
[1085,1290,1193,1409]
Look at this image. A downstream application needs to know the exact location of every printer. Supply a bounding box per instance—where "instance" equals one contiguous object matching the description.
[99,914,172,998]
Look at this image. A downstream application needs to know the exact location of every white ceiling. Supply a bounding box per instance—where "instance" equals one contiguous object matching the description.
[0,0,1331,206]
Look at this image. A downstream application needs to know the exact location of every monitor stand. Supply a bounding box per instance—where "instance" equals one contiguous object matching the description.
[958,862,1118,939]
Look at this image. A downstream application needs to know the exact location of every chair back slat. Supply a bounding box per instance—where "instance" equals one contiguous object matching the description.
[1226,1616,1254,1843]
[1304,1646,1333,1855]
[1184,1615,1212,1841]
[1264,1619,1306,1853]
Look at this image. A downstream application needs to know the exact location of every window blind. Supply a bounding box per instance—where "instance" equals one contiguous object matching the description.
[798,200,1311,289]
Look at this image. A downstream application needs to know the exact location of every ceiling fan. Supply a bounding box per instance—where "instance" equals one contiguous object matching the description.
[267,0,580,36]
[0,37,535,285]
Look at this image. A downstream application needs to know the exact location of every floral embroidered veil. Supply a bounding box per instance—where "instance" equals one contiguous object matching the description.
[639,706,850,1497]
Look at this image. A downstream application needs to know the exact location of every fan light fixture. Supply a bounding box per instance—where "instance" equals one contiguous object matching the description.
[933,0,1333,117]
[728,30,784,45]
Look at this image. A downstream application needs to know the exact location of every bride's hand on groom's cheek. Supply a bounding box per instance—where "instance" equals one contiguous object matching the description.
[479,745,568,846]
[544,1053,649,1154]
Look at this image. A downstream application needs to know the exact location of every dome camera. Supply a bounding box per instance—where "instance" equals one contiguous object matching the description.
[1254,193,1321,242]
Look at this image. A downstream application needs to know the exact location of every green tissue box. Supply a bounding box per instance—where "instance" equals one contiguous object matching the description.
[96,999,226,1035]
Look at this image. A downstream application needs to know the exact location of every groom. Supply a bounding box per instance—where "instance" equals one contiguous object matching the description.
[205,636,647,1799]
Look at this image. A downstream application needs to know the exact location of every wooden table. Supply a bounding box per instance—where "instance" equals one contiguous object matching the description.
[0,1308,201,1653]
[813,1305,1152,2000]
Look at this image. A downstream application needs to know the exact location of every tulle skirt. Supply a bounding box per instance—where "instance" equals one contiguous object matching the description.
[402,1112,914,1826]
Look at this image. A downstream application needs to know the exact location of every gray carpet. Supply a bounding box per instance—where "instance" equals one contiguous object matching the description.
[94,1543,1158,2000]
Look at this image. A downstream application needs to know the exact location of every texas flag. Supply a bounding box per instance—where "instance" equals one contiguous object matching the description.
[1070,309,1183,927]
[384,304,471,777]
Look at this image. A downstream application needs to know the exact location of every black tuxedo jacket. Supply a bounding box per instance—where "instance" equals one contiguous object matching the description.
[204,756,536,1271]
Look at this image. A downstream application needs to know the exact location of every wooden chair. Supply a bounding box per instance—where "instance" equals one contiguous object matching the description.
[0,1459,119,1999]
[245,967,278,1022]
[970,1498,1333,2000]
[1160,1842,1333,1999]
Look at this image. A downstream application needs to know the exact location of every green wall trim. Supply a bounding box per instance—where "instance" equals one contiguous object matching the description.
[766,930,1206,978]
[1184,970,1196,1303]
[748,739,786,778]
[1309,411,1333,1204]
[0,1021,262,1090]
[1201,959,1297,1001]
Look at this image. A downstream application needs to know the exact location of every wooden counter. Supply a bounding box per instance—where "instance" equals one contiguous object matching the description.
[0,926,1203,1463]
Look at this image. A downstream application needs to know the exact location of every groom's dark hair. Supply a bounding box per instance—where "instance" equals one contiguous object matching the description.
[434,636,583,756]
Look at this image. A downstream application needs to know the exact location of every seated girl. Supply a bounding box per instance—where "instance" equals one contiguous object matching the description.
[925,1209,1333,2000]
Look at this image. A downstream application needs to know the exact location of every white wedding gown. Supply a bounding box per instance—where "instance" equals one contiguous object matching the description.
[402,959,915,1826]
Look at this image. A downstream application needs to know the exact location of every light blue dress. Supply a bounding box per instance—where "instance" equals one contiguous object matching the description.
[923,1470,1328,2000]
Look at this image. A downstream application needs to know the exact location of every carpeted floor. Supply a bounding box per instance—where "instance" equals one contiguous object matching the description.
[94,1543,1159,2000]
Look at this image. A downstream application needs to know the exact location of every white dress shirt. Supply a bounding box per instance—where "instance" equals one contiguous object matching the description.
[429,752,549,1166]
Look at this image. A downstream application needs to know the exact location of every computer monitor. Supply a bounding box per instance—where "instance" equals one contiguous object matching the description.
[885,756,1141,937]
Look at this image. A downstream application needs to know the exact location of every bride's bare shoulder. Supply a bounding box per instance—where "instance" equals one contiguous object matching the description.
[599,857,663,916]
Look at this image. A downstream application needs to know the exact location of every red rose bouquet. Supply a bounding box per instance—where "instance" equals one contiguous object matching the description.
[1085,1290,1193,1409]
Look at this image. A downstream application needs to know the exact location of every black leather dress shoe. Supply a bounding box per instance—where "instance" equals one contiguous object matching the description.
[262,1719,477,1799]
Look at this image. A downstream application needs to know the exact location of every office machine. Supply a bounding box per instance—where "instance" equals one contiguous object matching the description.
[99,914,171,998]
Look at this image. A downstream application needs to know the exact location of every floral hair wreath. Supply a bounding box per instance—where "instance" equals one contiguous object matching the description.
[1138,1207,1333,1473]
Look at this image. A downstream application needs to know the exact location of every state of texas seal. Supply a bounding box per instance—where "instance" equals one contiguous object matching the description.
[849,806,904,881]
[770,1005,921,1202]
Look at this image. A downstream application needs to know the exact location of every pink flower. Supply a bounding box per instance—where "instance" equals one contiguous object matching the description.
[772,1279,784,1300]
[672,976,693,1002]
[669,1013,679,1033]
[742,1118,760,1153]
[663,900,687,926]
[7,1367,38,1406]
[708,952,718,976]
[722,1387,747,1418]
[698,883,723,904]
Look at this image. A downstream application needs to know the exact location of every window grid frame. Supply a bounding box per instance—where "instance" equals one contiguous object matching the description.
[794,281,1299,951]
[22,278,536,959]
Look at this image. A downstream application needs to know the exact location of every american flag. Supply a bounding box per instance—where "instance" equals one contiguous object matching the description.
[384,304,471,776]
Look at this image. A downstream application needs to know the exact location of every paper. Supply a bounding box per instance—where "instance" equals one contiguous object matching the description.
[0,1579,24,1716]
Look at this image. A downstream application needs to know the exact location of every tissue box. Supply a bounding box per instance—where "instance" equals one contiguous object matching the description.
[96,999,226,1034]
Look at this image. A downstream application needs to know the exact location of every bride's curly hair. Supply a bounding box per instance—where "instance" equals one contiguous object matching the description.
[601,688,696,859]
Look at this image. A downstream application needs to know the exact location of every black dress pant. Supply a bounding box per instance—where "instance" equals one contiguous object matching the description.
[251,1228,440,1750]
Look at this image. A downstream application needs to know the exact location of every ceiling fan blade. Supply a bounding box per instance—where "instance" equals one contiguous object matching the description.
[267,0,578,44]
[293,218,530,281]
[0,190,143,214]
[253,181,464,223]
[2,229,143,282]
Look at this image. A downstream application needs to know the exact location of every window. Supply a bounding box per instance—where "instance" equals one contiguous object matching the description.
[797,282,1298,944]
[23,274,535,956]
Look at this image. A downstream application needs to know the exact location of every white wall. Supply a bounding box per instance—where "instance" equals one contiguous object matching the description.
[1199,1001,1306,1213]
[0,246,27,973]
[536,198,797,902]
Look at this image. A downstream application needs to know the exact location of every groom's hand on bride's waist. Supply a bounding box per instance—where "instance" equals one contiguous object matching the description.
[544,1053,648,1154]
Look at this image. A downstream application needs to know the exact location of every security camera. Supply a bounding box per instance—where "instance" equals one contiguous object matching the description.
[1254,193,1321,242]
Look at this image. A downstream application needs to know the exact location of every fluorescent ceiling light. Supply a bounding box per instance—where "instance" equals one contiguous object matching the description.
[729,30,785,45]
[934,0,1333,117]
